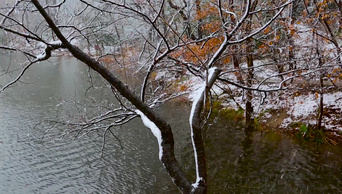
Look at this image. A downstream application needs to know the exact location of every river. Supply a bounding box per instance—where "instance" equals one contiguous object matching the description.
[0,53,341,193]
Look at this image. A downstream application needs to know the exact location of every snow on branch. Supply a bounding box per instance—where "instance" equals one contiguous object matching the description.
[135,110,163,160]
[189,67,221,189]
[228,0,294,44]
[36,41,64,61]
[189,67,219,126]
[1,41,65,92]
[208,0,293,68]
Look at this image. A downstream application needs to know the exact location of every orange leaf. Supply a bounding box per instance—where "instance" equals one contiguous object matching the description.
[223,57,231,63]
[290,29,296,36]
[264,27,271,34]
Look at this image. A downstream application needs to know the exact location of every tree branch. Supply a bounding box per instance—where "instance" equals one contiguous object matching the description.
[189,67,221,192]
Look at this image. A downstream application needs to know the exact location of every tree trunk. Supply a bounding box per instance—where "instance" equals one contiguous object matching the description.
[244,0,258,127]
[315,33,324,131]
[317,77,324,130]
[232,45,244,84]
[245,52,254,128]
[195,0,202,39]
[316,48,324,130]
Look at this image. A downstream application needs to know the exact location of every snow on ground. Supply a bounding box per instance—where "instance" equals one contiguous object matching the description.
[277,91,342,131]
[288,93,318,118]
[204,68,342,132]
[323,92,342,106]
[219,88,342,131]
[152,50,342,133]
[321,92,342,130]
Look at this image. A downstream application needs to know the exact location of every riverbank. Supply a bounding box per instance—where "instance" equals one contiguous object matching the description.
[159,65,342,145]
[57,48,342,145]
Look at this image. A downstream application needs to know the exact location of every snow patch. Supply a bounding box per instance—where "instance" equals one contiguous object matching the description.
[135,110,163,160]
[288,93,318,118]
[280,117,293,128]
[324,92,342,106]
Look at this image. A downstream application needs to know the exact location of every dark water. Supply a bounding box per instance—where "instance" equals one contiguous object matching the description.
[205,120,342,193]
[0,53,341,193]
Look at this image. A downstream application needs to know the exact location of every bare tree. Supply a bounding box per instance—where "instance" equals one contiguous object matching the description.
[0,0,297,193]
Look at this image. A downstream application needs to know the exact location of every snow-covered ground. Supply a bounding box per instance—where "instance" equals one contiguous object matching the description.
[157,59,342,133]
[279,91,342,130]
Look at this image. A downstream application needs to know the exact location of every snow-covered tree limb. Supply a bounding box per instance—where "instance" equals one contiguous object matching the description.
[189,67,221,192]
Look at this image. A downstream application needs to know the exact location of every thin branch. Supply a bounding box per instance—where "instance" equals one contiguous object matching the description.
[1,60,37,92]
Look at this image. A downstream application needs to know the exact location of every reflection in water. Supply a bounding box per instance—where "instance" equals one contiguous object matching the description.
[206,117,342,193]
[0,53,341,193]
[0,54,176,193]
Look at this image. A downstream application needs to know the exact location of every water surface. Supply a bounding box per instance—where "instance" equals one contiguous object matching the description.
[0,53,341,193]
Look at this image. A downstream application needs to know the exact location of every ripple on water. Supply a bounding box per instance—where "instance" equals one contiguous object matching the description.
[1,55,341,193]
